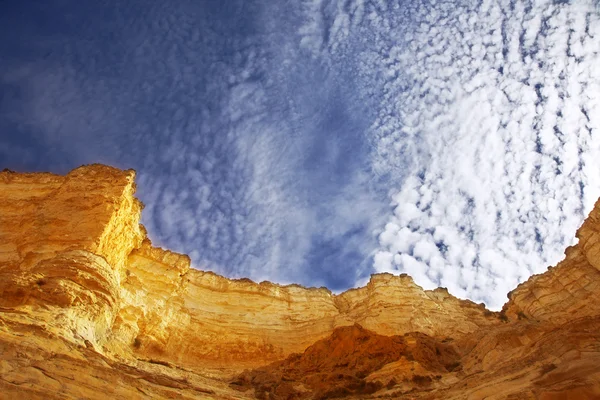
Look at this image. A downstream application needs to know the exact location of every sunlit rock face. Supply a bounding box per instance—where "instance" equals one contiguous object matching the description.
[503,198,600,325]
[1,165,599,399]
[0,165,144,345]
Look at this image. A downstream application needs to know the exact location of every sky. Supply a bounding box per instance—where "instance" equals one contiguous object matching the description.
[1,0,599,310]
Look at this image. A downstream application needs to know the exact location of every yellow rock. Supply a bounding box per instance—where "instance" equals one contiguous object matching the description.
[1,164,599,399]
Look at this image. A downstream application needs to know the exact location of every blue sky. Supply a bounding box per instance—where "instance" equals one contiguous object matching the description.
[1,0,599,309]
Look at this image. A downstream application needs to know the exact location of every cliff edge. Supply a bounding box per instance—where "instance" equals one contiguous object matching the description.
[1,164,599,399]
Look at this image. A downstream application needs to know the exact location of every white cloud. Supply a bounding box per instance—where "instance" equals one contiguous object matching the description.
[360,0,600,309]
[297,0,600,309]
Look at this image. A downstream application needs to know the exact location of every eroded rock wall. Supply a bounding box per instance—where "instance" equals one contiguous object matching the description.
[0,165,498,374]
[503,198,600,324]
[1,164,600,399]
[111,240,502,369]
[0,165,144,346]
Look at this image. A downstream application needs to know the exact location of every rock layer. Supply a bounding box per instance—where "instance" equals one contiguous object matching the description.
[1,164,600,399]
[503,198,600,324]
[231,324,461,399]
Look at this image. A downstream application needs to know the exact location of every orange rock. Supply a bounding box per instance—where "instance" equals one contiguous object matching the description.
[1,164,600,399]
[231,324,461,399]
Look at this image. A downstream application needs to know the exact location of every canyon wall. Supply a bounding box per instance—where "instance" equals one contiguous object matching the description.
[1,164,599,399]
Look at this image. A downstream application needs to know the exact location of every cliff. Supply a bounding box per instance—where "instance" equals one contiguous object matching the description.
[1,164,599,399]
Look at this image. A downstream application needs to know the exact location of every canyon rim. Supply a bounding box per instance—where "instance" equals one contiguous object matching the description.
[1,164,599,399]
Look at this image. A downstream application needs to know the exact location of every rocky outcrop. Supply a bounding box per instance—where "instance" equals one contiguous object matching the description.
[0,165,144,348]
[231,324,461,399]
[502,198,600,325]
[1,164,600,399]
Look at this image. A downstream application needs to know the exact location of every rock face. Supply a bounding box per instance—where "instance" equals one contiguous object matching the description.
[1,164,599,399]
[231,324,461,399]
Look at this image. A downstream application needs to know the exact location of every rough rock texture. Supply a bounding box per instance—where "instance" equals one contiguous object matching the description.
[231,324,461,399]
[1,164,600,399]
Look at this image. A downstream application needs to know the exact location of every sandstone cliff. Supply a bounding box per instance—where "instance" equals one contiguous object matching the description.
[1,164,599,399]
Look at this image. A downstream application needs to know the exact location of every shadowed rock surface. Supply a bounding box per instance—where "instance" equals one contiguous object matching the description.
[231,324,460,399]
[1,164,600,399]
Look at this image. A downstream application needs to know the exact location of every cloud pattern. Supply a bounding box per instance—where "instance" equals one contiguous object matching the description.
[300,0,600,308]
[0,0,599,309]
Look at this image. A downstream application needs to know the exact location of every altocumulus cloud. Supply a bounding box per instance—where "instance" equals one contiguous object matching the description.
[1,0,599,310]
[299,0,600,309]
[0,0,389,291]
